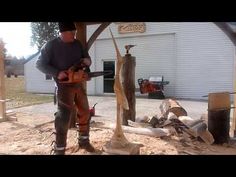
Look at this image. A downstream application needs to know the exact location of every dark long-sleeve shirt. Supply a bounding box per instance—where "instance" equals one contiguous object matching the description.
[36,37,90,80]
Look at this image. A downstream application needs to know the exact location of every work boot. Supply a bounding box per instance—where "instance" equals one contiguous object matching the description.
[50,141,66,155]
[50,131,67,155]
[51,146,66,155]
[78,135,95,152]
[79,141,95,152]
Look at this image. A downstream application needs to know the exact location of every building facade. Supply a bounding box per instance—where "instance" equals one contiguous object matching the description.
[24,22,235,100]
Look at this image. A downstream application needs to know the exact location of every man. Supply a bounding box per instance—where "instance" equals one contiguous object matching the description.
[36,22,94,155]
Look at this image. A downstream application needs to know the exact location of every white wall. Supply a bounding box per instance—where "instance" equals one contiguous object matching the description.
[87,22,235,100]
[24,54,55,93]
[25,22,235,100]
[94,34,176,97]
[174,23,234,99]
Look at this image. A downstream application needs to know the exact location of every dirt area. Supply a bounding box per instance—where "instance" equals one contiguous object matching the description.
[1,95,236,155]
[1,119,236,155]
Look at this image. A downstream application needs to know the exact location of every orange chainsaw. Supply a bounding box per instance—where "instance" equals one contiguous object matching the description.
[138,78,161,94]
[58,66,113,84]
[137,78,169,94]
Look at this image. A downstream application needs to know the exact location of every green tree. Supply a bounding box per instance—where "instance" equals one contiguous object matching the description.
[31,22,59,50]
[0,38,7,58]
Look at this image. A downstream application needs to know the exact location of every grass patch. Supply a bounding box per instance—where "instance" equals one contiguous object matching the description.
[5,77,53,109]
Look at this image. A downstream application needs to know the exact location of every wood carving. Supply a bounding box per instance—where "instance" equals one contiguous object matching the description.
[108,28,130,148]
[103,29,142,154]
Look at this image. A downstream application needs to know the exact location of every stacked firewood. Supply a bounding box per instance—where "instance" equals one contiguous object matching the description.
[134,99,214,145]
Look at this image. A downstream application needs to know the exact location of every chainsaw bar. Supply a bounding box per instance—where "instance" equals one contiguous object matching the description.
[88,70,113,78]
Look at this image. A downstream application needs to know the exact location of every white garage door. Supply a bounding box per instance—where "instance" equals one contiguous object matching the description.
[94,33,176,96]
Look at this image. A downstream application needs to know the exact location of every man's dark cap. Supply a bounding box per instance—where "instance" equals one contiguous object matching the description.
[58,22,76,32]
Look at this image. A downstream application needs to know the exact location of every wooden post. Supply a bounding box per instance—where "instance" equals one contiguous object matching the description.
[87,22,111,50]
[208,92,230,110]
[208,92,231,143]
[75,22,87,48]
[0,42,6,121]
[232,48,236,137]
[75,22,87,92]
[122,54,136,125]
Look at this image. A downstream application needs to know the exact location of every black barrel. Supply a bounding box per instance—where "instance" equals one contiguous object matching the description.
[208,108,230,144]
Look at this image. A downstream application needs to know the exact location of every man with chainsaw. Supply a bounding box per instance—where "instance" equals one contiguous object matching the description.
[36,22,95,155]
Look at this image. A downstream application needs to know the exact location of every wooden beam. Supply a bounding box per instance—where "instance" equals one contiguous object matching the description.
[84,22,103,25]
[232,48,236,137]
[87,22,111,50]
[74,22,87,95]
[75,22,87,48]
[0,42,6,121]
[214,22,236,46]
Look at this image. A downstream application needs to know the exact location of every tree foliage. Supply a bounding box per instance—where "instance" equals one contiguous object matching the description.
[31,22,59,50]
[0,38,7,58]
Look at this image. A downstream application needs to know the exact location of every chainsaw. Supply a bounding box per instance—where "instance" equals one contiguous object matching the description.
[137,78,169,94]
[58,65,113,84]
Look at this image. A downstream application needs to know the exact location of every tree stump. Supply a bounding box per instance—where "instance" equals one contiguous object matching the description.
[208,92,230,110]
[122,54,136,125]
[208,92,231,144]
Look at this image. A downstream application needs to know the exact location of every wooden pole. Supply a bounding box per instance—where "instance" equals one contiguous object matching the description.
[0,42,6,121]
[232,48,236,137]
[87,22,111,50]
[75,22,87,93]
[75,22,87,48]
[122,54,136,125]
[214,23,236,46]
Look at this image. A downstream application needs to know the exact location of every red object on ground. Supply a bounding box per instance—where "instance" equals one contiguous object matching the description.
[89,103,97,116]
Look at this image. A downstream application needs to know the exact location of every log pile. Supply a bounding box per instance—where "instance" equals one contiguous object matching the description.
[131,99,214,145]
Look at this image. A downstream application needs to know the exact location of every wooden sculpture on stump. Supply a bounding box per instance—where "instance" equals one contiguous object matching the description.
[103,29,142,155]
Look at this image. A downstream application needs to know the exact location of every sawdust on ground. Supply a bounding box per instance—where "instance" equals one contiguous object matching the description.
[1,119,236,155]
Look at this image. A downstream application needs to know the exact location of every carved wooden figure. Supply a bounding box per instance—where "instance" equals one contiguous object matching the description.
[103,29,141,154]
